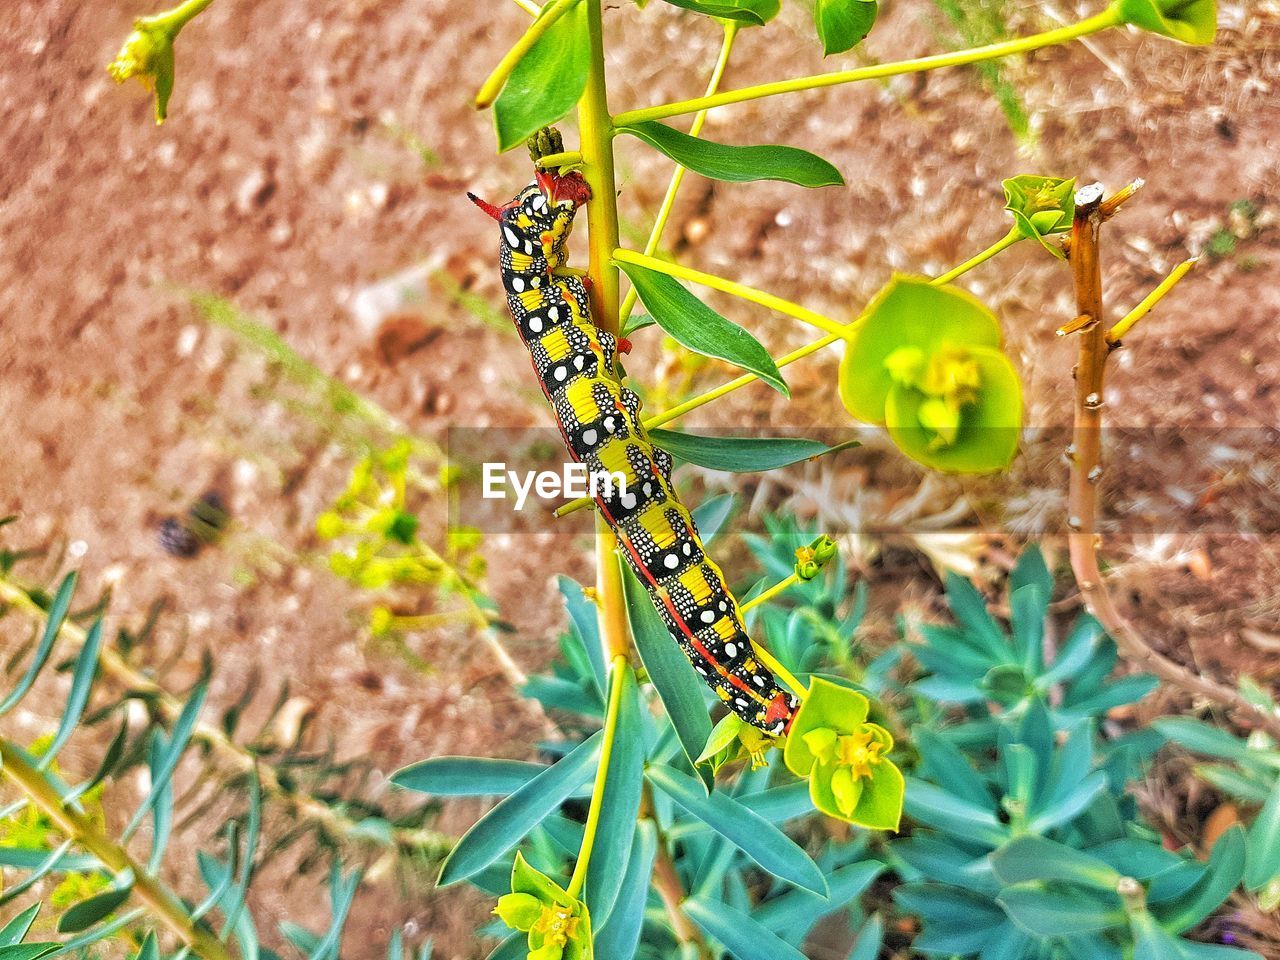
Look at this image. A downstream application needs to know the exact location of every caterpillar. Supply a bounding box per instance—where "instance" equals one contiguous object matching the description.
[469,161,799,737]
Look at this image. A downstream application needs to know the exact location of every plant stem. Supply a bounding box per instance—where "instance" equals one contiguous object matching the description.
[613,7,1123,126]
[566,655,629,899]
[932,228,1023,285]
[738,573,799,616]
[578,0,621,334]
[649,817,711,958]
[474,0,581,108]
[748,640,808,701]
[1063,187,1280,740]
[0,577,455,863]
[509,0,541,16]
[614,248,849,339]
[535,150,583,169]
[618,22,738,327]
[0,740,232,960]
[1107,257,1199,343]
[146,0,215,33]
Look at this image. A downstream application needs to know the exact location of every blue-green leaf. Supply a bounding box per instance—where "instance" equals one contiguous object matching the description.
[39,617,103,767]
[684,897,808,960]
[0,945,60,960]
[814,0,878,55]
[902,779,1006,847]
[0,572,77,716]
[593,821,657,960]
[617,260,788,396]
[1245,779,1280,890]
[492,2,590,152]
[0,905,41,946]
[57,881,135,933]
[392,757,562,797]
[623,564,712,785]
[991,836,1122,889]
[996,884,1124,936]
[690,494,735,545]
[438,732,602,886]
[646,764,828,896]
[848,913,884,960]
[560,576,607,698]
[618,122,843,188]
[755,861,881,934]
[1154,826,1247,933]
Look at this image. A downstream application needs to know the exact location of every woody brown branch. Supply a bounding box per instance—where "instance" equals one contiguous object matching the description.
[1064,186,1280,740]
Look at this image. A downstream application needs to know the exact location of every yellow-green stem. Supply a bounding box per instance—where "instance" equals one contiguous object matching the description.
[737,573,799,616]
[618,22,739,326]
[475,0,582,108]
[510,0,541,15]
[535,150,583,169]
[748,641,807,701]
[147,0,215,32]
[614,248,849,339]
[932,228,1023,285]
[1107,257,1199,343]
[0,740,233,960]
[579,0,621,334]
[567,655,629,899]
[613,7,1123,125]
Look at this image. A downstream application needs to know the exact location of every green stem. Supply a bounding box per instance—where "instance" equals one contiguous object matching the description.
[618,21,739,327]
[614,248,848,339]
[535,150,583,169]
[1107,256,1199,343]
[931,228,1022,285]
[567,655,629,899]
[613,7,1123,125]
[475,0,582,108]
[146,0,215,32]
[578,0,622,335]
[0,740,233,960]
[737,573,799,616]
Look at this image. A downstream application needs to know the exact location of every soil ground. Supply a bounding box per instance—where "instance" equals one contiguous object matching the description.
[1,1,1278,957]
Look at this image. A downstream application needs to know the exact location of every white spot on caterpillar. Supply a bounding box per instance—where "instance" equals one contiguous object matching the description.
[753,676,765,686]
[504,227,520,247]
[581,429,598,446]
[664,554,679,569]
[553,365,567,381]
[527,315,542,333]
[532,194,546,210]
[511,276,525,292]
[700,611,715,624]
[531,276,541,288]
[603,417,616,433]
[735,698,748,708]
[682,542,692,556]
[724,642,738,658]
[573,355,585,370]
[696,665,708,675]
[620,492,637,509]
[547,306,559,321]
[718,601,727,611]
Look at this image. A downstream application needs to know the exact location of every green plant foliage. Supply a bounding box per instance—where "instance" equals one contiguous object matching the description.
[616,122,844,187]
[1114,0,1217,44]
[1003,175,1076,257]
[839,275,1022,473]
[813,0,879,55]
[647,430,848,473]
[494,3,591,152]
[657,0,781,26]
[616,261,789,396]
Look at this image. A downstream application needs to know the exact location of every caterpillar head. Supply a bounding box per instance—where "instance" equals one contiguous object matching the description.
[469,171,590,270]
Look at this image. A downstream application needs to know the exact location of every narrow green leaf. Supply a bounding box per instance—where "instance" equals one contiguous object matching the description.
[593,821,657,960]
[493,2,590,152]
[690,493,735,545]
[657,0,780,25]
[585,665,646,925]
[145,730,174,875]
[1154,718,1261,765]
[0,905,41,945]
[133,931,159,960]
[996,884,1124,936]
[0,840,83,908]
[560,576,607,698]
[684,897,808,960]
[646,764,828,896]
[310,864,361,960]
[1245,780,1280,890]
[814,0,878,55]
[57,882,135,933]
[0,845,97,874]
[902,778,1006,847]
[392,757,560,797]
[0,572,77,716]
[1155,825,1246,933]
[648,430,848,473]
[623,564,712,785]
[991,836,1122,889]
[618,122,843,187]
[438,732,602,886]
[38,618,103,768]
[0,945,60,960]
[848,913,884,960]
[755,861,881,934]
[123,678,208,841]
[617,261,788,396]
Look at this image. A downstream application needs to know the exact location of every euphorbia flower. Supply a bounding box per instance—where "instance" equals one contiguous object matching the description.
[784,678,903,829]
[1113,0,1216,45]
[107,17,176,124]
[1002,175,1076,258]
[494,853,593,960]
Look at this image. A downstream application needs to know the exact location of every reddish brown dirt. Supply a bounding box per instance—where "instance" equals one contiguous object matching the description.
[1,1,1278,957]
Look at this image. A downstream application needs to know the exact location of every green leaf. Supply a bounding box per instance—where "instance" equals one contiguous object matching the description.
[848,913,884,960]
[1154,825,1246,933]
[1154,718,1261,765]
[996,884,1124,936]
[754,860,881,934]
[991,836,1122,889]
[691,493,735,544]
[648,430,846,473]
[392,757,565,796]
[814,0,878,54]
[902,779,1006,847]
[617,122,843,187]
[492,2,591,152]
[57,882,135,933]
[122,678,208,841]
[884,345,1022,474]
[437,732,602,886]
[840,275,1002,424]
[684,897,808,960]
[1245,780,1280,891]
[585,665,646,925]
[0,945,60,960]
[0,572,77,716]
[134,932,159,960]
[782,677,869,776]
[646,764,829,896]
[0,905,41,946]
[623,563,712,784]
[1114,0,1217,44]
[657,0,781,26]
[592,821,657,960]
[39,617,103,766]
[617,260,788,396]
[1129,909,1262,960]
[560,576,607,698]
